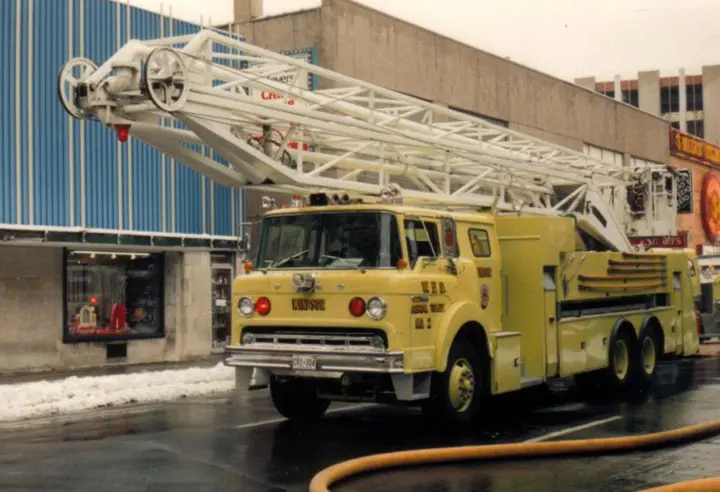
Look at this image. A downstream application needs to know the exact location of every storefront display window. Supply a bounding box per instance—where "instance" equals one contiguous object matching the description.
[63,250,164,342]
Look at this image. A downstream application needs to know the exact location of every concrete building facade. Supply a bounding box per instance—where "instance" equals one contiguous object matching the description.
[0,0,246,375]
[575,66,720,145]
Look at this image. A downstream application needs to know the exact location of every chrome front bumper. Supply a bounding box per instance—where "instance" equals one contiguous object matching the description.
[223,344,406,374]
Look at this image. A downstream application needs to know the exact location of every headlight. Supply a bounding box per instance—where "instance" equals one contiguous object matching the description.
[237,296,254,316]
[366,297,387,320]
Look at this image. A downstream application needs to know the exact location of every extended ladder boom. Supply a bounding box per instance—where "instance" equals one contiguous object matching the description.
[57,28,677,252]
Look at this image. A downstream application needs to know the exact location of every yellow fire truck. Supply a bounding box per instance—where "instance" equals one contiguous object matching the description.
[57,28,701,425]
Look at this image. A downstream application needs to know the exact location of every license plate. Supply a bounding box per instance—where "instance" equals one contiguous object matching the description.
[291,298,326,311]
[292,354,317,370]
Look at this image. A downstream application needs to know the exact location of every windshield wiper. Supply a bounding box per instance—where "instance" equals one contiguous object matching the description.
[268,249,309,268]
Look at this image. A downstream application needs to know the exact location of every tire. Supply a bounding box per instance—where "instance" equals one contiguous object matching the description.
[574,328,635,396]
[269,376,330,422]
[635,329,660,386]
[605,328,635,390]
[421,337,487,426]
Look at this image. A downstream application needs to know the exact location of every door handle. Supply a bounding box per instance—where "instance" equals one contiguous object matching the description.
[549,317,555,323]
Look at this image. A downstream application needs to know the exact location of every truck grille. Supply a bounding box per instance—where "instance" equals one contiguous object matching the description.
[241,327,387,350]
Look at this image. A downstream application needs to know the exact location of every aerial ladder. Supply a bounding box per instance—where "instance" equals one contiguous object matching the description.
[57,28,678,252]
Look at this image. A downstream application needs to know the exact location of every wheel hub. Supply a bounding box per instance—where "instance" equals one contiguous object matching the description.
[614,339,629,380]
[449,358,475,412]
[642,336,656,375]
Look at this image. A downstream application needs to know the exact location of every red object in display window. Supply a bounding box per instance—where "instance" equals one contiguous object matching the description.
[109,303,127,332]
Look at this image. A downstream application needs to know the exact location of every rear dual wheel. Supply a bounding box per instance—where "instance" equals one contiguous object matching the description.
[575,327,660,393]
[636,329,660,385]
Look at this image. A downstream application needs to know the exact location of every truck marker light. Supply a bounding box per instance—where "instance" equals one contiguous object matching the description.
[397,259,408,270]
[349,297,366,317]
[255,296,271,316]
[244,260,253,273]
[115,124,130,143]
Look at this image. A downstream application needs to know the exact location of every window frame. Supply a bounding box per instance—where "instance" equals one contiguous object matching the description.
[403,217,442,267]
[62,248,166,344]
[468,228,492,258]
[255,211,403,271]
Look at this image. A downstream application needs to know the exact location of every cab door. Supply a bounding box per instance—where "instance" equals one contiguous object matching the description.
[405,216,445,370]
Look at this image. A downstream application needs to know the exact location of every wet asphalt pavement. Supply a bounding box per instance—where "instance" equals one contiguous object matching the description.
[2,356,720,492]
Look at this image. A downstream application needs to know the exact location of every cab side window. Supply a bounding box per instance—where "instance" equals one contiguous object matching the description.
[404,219,440,265]
[468,229,491,257]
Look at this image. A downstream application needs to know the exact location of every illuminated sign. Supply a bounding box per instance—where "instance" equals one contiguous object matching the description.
[670,128,720,167]
[701,172,720,242]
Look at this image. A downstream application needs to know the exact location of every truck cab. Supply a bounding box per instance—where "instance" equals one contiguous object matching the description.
[225,193,504,424]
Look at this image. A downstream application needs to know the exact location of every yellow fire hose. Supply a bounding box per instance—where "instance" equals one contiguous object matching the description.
[309,418,720,492]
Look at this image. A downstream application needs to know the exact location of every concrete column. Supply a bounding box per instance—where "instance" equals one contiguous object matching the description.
[574,76,596,92]
[179,251,212,359]
[679,68,687,132]
[234,0,263,23]
[702,65,720,144]
[638,70,660,116]
[613,74,622,102]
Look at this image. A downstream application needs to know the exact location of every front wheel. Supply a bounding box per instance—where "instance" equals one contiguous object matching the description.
[422,337,487,426]
[269,376,330,422]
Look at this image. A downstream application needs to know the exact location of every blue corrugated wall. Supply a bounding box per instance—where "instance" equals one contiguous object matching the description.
[0,0,248,237]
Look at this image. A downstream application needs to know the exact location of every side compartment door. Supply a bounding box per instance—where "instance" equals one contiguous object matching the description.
[671,271,683,355]
[543,266,559,377]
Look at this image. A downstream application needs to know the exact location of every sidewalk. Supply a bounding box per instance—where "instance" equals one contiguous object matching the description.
[0,355,225,385]
[0,356,243,423]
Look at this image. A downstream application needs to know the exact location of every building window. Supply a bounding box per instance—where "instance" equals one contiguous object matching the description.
[686,84,703,112]
[583,144,623,167]
[211,253,235,349]
[622,89,639,107]
[660,86,679,114]
[64,250,164,342]
[599,89,615,99]
[688,119,705,139]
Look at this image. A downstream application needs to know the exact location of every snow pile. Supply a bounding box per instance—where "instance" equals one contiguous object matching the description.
[0,362,237,422]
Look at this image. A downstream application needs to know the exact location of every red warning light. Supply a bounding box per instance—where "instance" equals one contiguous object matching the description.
[115,124,130,143]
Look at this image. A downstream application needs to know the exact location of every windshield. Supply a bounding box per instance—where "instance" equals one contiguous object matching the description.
[256,212,402,269]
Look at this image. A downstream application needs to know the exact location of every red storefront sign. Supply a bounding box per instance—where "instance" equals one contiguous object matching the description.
[670,128,720,167]
[629,231,689,249]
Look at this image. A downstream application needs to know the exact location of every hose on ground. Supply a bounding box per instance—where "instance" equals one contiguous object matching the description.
[308,418,720,492]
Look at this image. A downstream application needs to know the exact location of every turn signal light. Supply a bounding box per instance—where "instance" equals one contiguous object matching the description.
[255,296,271,316]
[348,297,365,317]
